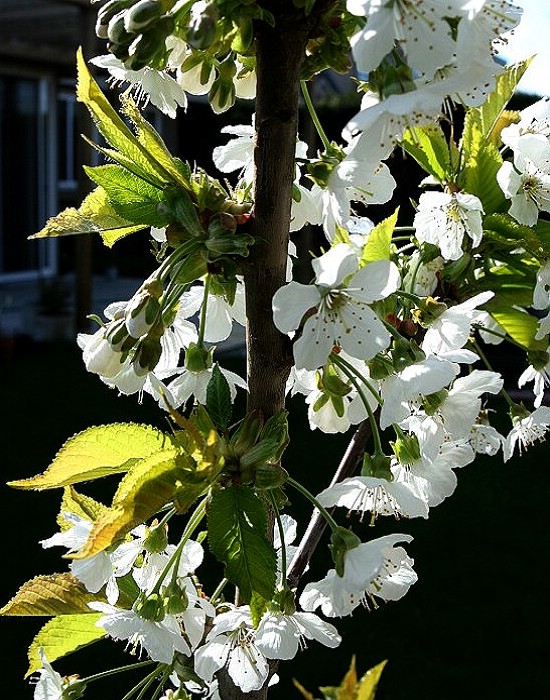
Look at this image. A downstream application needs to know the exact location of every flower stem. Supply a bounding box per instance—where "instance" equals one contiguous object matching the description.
[300,80,331,151]
[286,476,339,532]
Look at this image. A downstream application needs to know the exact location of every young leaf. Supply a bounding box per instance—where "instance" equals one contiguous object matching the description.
[361,208,399,265]
[490,308,547,351]
[208,486,277,604]
[206,364,232,430]
[60,486,107,526]
[459,124,506,214]
[30,187,146,245]
[26,613,106,677]
[8,423,177,490]
[73,448,187,558]
[0,574,102,616]
[76,48,171,188]
[401,125,450,181]
[356,659,388,700]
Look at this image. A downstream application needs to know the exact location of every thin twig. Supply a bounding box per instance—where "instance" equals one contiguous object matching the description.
[286,420,372,588]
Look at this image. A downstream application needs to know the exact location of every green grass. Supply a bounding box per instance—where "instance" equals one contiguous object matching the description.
[1,340,549,699]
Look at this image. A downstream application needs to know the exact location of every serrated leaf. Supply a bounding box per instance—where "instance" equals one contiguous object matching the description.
[122,98,190,189]
[490,308,546,351]
[468,59,533,144]
[249,591,270,628]
[30,187,146,245]
[26,614,106,677]
[356,659,388,700]
[76,48,171,188]
[73,448,188,558]
[206,364,232,430]
[401,125,450,180]
[8,423,177,490]
[1,573,101,616]
[208,486,277,604]
[60,486,107,527]
[460,125,506,213]
[361,208,399,265]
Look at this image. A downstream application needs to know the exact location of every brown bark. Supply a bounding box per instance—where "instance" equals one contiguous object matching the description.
[218,5,316,700]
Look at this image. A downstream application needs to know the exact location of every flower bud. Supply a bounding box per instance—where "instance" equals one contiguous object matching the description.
[187,1,219,50]
[133,337,163,375]
[107,11,133,45]
[229,410,264,455]
[96,0,133,39]
[125,290,162,339]
[143,522,168,553]
[254,463,289,490]
[163,580,189,615]
[124,0,163,33]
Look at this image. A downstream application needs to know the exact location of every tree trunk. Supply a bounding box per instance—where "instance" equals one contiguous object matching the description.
[219,5,315,700]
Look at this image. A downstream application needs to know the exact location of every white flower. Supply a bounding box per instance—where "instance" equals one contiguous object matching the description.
[503,405,550,461]
[497,135,550,226]
[316,475,429,520]
[213,123,255,183]
[299,534,416,617]
[379,355,459,430]
[273,244,400,370]
[403,251,444,297]
[533,260,550,310]
[421,291,494,358]
[89,601,190,663]
[518,359,550,408]
[255,609,341,660]
[194,607,269,693]
[469,422,505,456]
[165,363,247,408]
[413,191,484,261]
[347,0,459,79]
[501,96,550,151]
[89,55,187,118]
[40,513,144,605]
[178,281,246,344]
[32,648,80,700]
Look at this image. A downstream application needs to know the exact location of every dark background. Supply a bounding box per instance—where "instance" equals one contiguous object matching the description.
[1,338,549,699]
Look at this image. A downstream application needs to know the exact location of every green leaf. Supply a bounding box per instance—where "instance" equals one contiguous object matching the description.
[490,308,546,351]
[74,448,188,558]
[26,614,106,677]
[76,48,171,188]
[122,97,191,189]
[84,165,168,227]
[361,208,399,265]
[208,486,277,604]
[206,364,232,430]
[8,423,177,490]
[1,574,102,616]
[401,125,450,181]
[30,187,146,246]
[59,486,108,526]
[459,124,506,213]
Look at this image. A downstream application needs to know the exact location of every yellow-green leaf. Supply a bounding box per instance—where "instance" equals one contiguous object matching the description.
[356,659,388,700]
[122,97,191,188]
[361,208,399,265]
[401,125,450,181]
[59,486,107,528]
[8,423,177,490]
[76,48,170,188]
[30,187,146,244]
[73,449,193,558]
[292,679,317,700]
[26,613,106,677]
[490,309,546,351]
[1,573,102,616]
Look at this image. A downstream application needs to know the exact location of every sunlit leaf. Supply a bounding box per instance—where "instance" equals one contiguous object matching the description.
[26,614,105,677]
[361,208,399,265]
[1,574,102,616]
[30,187,146,245]
[401,125,450,181]
[356,659,388,700]
[8,423,177,490]
[490,308,546,351]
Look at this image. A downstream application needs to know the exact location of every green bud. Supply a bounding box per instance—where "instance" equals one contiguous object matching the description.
[205,231,255,257]
[133,337,163,375]
[209,73,236,114]
[124,0,163,33]
[259,410,289,462]
[96,0,133,39]
[133,592,165,621]
[184,342,214,372]
[187,1,219,50]
[107,11,133,45]
[125,291,161,338]
[229,410,264,455]
[240,438,279,470]
[208,212,238,237]
[254,463,289,490]
[439,252,473,283]
[106,317,131,349]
